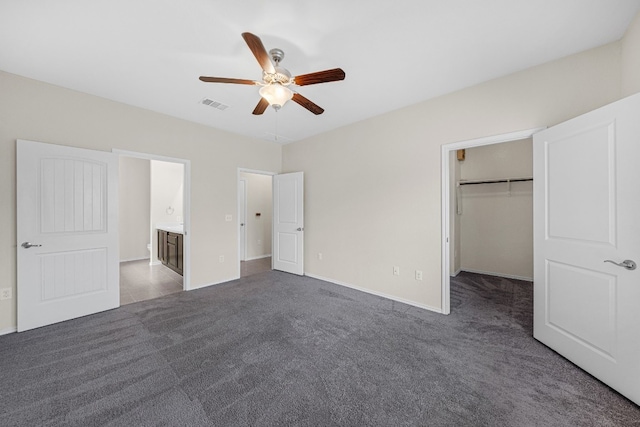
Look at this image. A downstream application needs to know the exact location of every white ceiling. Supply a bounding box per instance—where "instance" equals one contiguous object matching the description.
[1,1,639,143]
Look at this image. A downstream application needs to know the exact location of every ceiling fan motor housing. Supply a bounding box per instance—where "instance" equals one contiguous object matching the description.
[264,66,291,85]
[259,48,289,84]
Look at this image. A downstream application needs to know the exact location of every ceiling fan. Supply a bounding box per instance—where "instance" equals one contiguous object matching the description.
[199,32,345,115]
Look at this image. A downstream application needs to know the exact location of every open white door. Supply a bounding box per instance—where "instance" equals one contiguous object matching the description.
[533,93,640,405]
[17,140,119,332]
[273,172,304,275]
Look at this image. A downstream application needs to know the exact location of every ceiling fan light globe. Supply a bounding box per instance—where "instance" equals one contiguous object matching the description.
[259,84,293,108]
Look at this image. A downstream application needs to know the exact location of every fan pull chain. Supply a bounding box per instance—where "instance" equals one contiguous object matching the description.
[275,109,279,142]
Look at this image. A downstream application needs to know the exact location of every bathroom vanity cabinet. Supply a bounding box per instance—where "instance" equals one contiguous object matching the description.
[157,229,183,275]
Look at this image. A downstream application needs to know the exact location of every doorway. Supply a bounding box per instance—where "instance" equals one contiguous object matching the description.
[238,169,274,278]
[440,128,542,314]
[115,150,191,303]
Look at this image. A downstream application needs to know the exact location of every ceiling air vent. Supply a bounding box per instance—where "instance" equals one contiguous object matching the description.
[200,98,229,111]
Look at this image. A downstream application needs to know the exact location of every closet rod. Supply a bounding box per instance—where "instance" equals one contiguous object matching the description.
[458,177,533,186]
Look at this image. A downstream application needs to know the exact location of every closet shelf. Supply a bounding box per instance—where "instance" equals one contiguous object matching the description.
[458,177,533,186]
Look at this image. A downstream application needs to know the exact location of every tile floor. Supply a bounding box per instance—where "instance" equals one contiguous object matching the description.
[119,259,183,305]
[241,257,272,277]
[120,257,271,305]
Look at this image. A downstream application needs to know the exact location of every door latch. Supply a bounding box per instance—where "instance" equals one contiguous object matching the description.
[604,259,637,270]
[21,242,42,249]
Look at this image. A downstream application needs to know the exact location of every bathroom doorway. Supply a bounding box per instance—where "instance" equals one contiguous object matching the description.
[116,150,191,304]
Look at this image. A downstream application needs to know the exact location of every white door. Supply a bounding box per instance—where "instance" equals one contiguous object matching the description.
[239,179,247,262]
[273,172,304,275]
[533,93,640,405]
[17,140,119,332]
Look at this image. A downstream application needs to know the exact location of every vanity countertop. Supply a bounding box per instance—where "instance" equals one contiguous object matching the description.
[156,222,184,234]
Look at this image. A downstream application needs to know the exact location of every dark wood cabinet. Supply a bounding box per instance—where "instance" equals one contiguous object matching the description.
[157,229,167,264]
[157,229,183,275]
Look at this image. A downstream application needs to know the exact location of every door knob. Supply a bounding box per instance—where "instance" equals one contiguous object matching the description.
[21,242,42,249]
[604,259,637,270]
[240,223,245,226]
[297,227,304,231]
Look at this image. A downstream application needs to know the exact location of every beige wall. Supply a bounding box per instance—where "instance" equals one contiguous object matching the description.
[119,156,151,261]
[0,71,281,332]
[240,172,273,260]
[622,11,640,97]
[458,139,533,280]
[282,42,622,311]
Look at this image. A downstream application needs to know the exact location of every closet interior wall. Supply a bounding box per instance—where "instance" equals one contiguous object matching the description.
[455,138,533,281]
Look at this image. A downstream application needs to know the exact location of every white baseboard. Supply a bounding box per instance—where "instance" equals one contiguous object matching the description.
[119,257,150,263]
[186,275,240,291]
[245,254,272,261]
[149,260,162,266]
[459,268,533,282]
[0,326,17,336]
[305,273,443,314]
[450,268,462,277]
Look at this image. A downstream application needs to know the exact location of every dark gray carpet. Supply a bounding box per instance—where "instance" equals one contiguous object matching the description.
[0,271,638,426]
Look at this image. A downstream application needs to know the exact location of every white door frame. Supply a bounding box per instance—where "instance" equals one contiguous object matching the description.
[113,149,192,291]
[239,179,247,262]
[440,128,544,314]
[237,168,276,278]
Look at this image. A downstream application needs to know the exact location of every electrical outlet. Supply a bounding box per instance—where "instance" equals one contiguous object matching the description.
[318,253,323,260]
[219,255,224,263]
[0,288,11,301]
[393,266,400,276]
[415,270,423,280]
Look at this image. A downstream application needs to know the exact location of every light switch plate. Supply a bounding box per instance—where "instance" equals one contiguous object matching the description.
[225,214,232,221]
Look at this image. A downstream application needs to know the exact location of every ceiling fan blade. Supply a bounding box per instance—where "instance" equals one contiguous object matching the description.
[293,68,346,86]
[252,97,270,115]
[292,93,324,115]
[199,76,258,85]
[241,32,276,74]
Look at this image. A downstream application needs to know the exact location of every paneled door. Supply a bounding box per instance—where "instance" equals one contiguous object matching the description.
[272,172,304,275]
[533,93,640,405]
[17,140,119,332]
